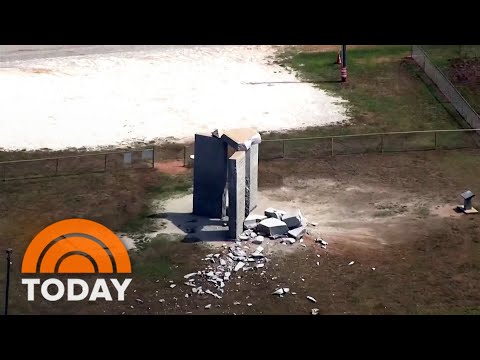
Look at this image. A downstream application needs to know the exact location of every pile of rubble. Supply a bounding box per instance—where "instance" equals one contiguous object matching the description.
[178,242,268,306]
[241,207,327,246]
[178,207,328,308]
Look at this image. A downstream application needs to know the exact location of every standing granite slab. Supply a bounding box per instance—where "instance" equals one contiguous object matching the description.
[193,134,228,218]
[245,143,259,215]
[228,151,246,240]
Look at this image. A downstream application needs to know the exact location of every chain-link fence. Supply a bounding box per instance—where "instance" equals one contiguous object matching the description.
[182,129,480,163]
[421,45,480,61]
[0,148,154,181]
[411,45,480,130]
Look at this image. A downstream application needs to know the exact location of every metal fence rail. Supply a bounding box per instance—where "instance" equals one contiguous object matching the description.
[183,128,480,164]
[0,148,154,181]
[3,128,479,181]
[411,45,480,130]
[258,128,480,160]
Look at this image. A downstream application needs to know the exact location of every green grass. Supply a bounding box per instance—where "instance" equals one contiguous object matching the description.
[422,45,480,69]
[268,45,462,141]
[131,234,186,278]
[149,173,193,199]
[120,173,192,232]
[422,45,480,114]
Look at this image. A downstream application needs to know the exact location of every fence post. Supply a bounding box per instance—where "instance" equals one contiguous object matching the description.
[331,137,334,156]
[183,146,187,167]
[55,158,59,176]
[104,154,108,172]
[152,147,155,169]
[282,140,286,158]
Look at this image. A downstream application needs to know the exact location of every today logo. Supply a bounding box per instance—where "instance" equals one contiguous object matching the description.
[21,218,132,302]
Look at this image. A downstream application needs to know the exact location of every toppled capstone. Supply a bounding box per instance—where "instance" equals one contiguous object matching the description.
[288,226,306,240]
[264,208,285,220]
[221,128,262,151]
[257,218,289,237]
[281,211,303,229]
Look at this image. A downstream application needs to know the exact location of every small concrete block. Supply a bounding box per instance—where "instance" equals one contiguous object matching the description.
[288,227,306,240]
[257,218,289,236]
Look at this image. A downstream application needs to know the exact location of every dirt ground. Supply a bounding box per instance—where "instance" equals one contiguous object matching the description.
[2,148,480,314]
[448,58,480,86]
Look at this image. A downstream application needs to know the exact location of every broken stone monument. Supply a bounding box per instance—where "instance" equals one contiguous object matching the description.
[192,128,262,240]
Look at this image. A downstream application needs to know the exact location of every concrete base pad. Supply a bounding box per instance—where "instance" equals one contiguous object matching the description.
[457,205,479,214]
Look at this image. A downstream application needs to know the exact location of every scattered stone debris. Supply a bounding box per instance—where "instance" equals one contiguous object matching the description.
[176,207,331,308]
[307,296,317,303]
[311,308,319,315]
[205,304,212,309]
[291,292,297,295]
[234,261,246,272]
[252,235,264,244]
[372,267,376,271]
[251,246,264,257]
[348,261,355,266]
[135,299,144,304]
[316,262,320,266]
[205,289,222,299]
[234,301,241,305]
[244,213,268,230]
[309,222,318,227]
[159,299,165,303]
[272,287,290,296]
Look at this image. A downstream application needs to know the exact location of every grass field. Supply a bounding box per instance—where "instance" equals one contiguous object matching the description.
[256,45,476,160]
[269,45,463,138]
[421,45,480,115]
